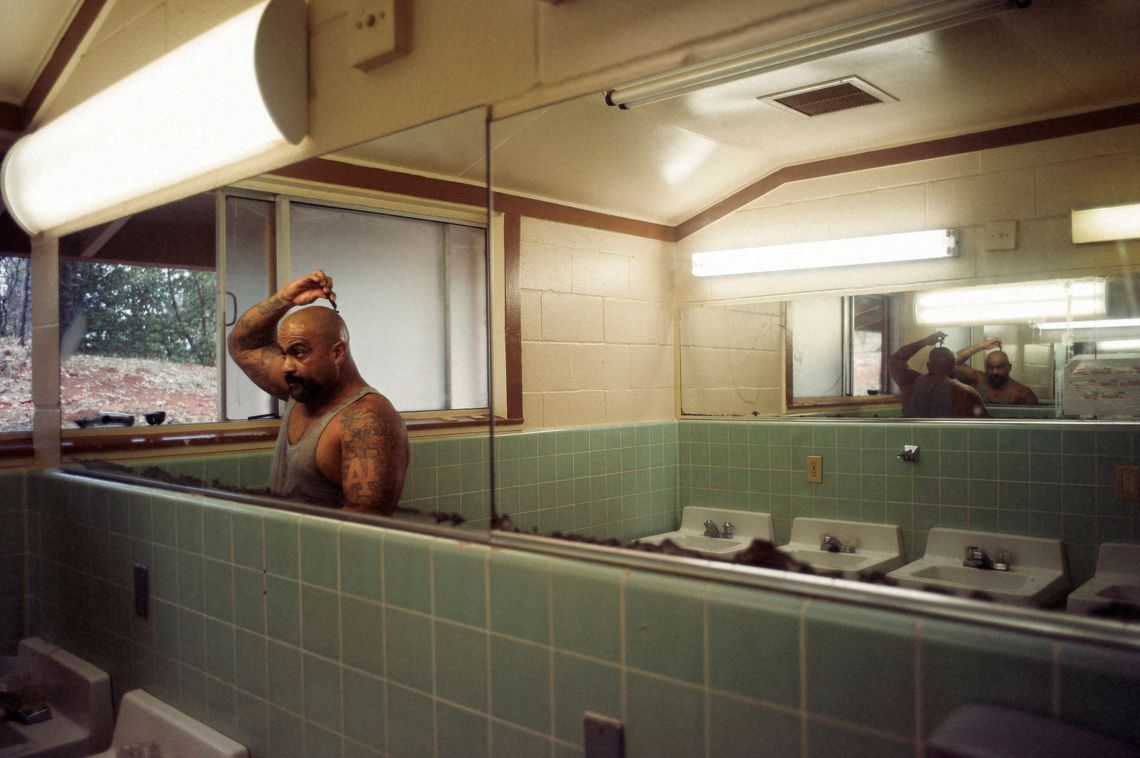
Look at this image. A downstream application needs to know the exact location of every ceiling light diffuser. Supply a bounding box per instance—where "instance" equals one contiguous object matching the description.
[691,229,958,277]
[914,278,1107,325]
[0,0,307,236]
[1071,203,1140,243]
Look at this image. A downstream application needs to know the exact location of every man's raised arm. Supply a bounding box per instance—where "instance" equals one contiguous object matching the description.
[889,331,947,386]
[227,270,336,400]
[955,337,1001,383]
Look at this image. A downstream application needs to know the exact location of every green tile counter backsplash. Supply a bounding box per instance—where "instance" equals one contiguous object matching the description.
[10,470,1140,757]
[678,420,1140,588]
[3,417,1139,756]
[126,419,1137,588]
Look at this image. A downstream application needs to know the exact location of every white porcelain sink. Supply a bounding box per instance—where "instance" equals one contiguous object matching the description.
[635,506,774,558]
[887,528,1069,608]
[1067,543,1140,617]
[0,637,113,758]
[777,517,904,578]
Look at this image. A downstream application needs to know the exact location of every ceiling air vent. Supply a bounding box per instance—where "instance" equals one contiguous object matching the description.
[760,77,896,118]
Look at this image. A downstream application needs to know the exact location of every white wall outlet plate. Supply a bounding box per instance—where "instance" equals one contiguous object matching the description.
[984,220,1017,251]
[348,0,412,71]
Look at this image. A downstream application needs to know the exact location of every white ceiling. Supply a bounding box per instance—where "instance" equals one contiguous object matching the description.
[0,0,84,105]
[5,0,1139,229]
[345,0,1140,227]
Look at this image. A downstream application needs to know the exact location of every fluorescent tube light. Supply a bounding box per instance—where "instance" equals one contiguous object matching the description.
[691,229,958,277]
[605,0,1030,109]
[914,278,1106,325]
[1097,339,1140,352]
[1036,317,1140,332]
[1072,203,1140,243]
[0,0,307,235]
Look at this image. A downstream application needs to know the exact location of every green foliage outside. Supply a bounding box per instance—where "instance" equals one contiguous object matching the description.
[59,261,217,366]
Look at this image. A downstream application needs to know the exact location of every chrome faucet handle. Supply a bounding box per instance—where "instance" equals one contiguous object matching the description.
[703,519,721,538]
[963,546,993,569]
[722,521,735,539]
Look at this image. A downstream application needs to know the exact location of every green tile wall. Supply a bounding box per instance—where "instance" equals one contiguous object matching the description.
[492,422,678,541]
[13,470,1140,757]
[117,421,679,538]
[679,420,1140,587]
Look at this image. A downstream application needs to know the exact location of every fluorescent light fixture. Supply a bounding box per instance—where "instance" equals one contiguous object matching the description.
[1,0,306,235]
[604,0,1029,109]
[914,278,1107,325]
[1036,317,1140,332]
[1072,202,1140,243]
[1096,339,1140,352]
[691,229,958,277]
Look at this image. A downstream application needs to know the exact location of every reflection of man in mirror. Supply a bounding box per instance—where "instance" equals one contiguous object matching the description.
[889,331,989,418]
[955,338,1040,405]
[227,270,409,514]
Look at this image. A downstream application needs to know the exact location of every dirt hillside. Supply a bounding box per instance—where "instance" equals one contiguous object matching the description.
[0,338,217,432]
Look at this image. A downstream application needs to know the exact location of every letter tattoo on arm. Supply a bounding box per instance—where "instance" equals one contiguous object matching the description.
[340,405,403,515]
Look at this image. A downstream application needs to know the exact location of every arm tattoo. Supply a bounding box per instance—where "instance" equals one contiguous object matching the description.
[256,293,287,316]
[340,407,401,512]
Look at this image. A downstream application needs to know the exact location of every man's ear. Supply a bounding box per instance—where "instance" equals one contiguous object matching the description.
[332,340,347,365]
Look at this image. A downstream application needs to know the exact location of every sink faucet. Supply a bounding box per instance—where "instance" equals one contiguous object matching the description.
[703,520,721,538]
[963,545,992,569]
[820,534,855,553]
[722,521,735,539]
[963,546,1010,570]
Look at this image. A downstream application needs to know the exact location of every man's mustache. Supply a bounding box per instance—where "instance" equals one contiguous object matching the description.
[285,372,303,384]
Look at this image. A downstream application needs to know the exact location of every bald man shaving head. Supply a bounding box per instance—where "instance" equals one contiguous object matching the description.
[228,270,409,514]
[888,332,989,419]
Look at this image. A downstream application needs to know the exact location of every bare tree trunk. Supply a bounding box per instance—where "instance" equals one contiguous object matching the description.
[17,260,30,346]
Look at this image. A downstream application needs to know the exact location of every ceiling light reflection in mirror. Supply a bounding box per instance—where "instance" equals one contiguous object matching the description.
[914,278,1107,326]
[692,229,958,276]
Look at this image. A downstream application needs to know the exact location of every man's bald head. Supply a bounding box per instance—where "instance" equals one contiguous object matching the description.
[928,346,956,375]
[280,306,349,347]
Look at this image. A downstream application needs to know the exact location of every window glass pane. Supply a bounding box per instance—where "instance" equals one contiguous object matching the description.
[0,256,32,432]
[289,203,487,411]
[851,295,886,396]
[445,224,487,408]
[224,196,277,420]
[789,297,843,397]
[59,260,218,426]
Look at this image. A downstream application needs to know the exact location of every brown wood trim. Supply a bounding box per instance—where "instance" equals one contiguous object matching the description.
[493,192,675,242]
[677,102,1140,240]
[61,425,280,455]
[57,416,515,456]
[0,435,33,460]
[787,395,899,411]
[0,103,22,134]
[270,159,488,208]
[503,212,524,420]
[21,0,110,129]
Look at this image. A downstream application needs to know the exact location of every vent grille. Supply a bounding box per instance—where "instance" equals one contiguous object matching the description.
[761,77,895,118]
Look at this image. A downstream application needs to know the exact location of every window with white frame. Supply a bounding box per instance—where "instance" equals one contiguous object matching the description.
[222,191,488,420]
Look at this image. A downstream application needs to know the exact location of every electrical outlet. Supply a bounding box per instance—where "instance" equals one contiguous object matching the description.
[1115,465,1140,500]
[806,455,822,483]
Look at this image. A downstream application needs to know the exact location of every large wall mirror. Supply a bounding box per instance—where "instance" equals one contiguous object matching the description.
[56,107,496,534]
[488,0,1140,630]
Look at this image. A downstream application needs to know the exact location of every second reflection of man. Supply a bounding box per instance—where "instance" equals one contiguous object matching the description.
[955,338,1040,405]
[889,331,989,418]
